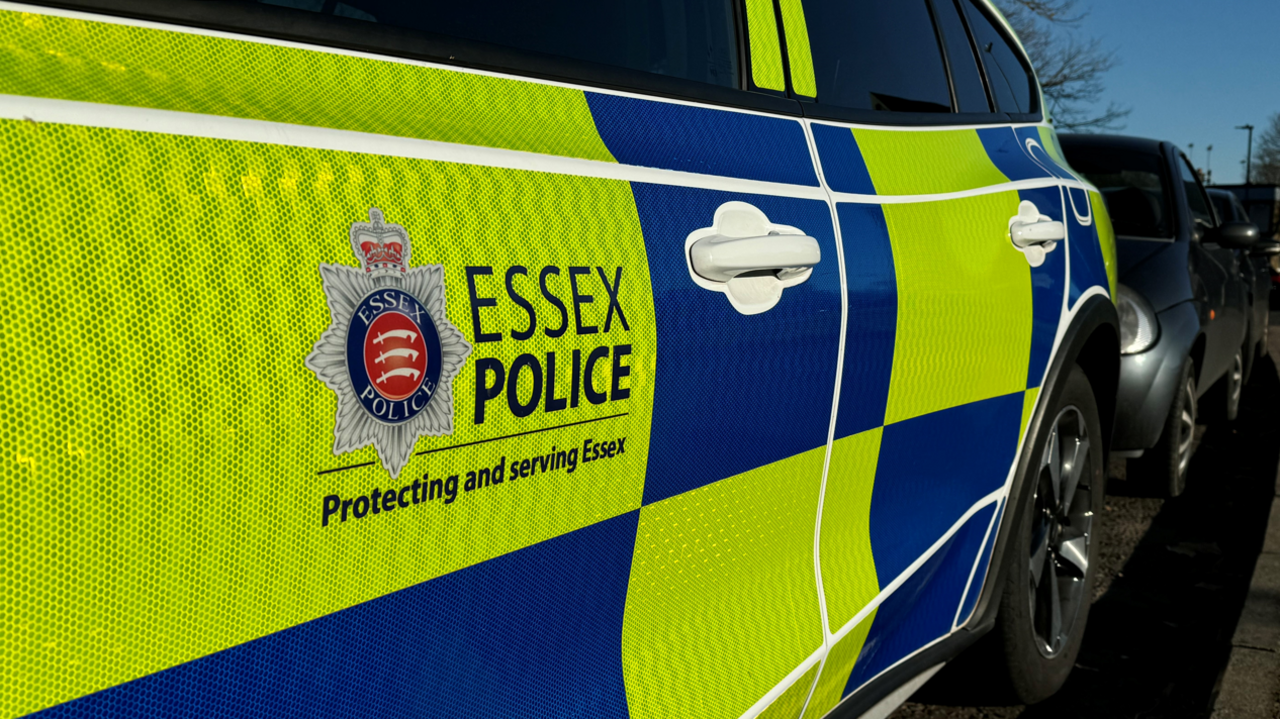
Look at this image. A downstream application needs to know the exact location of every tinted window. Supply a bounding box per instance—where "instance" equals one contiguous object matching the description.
[1210,192,1233,223]
[255,0,739,87]
[932,0,991,112]
[1063,145,1172,239]
[803,0,952,113]
[1179,156,1214,228]
[962,0,1034,113]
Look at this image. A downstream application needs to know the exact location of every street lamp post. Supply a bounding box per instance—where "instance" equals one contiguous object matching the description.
[1237,124,1255,184]
[1188,142,1195,166]
[1206,144,1214,184]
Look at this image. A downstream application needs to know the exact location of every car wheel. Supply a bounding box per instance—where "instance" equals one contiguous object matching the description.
[1226,348,1244,420]
[1131,357,1197,497]
[996,364,1105,704]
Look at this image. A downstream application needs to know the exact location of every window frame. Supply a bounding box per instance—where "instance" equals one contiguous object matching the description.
[22,0,806,117]
[793,0,1039,127]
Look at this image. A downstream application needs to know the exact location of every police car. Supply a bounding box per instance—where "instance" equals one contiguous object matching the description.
[0,0,1118,717]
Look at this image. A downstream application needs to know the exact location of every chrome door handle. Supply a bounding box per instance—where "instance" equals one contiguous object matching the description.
[1009,200,1064,267]
[690,232,821,283]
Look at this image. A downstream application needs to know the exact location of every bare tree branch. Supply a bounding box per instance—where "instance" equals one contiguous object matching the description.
[1254,113,1280,184]
[995,0,1130,132]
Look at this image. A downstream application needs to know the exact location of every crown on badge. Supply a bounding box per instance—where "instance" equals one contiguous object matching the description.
[350,208,411,277]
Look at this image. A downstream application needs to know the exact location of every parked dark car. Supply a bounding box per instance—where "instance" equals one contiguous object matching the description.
[1061,134,1259,496]
[1210,187,1274,365]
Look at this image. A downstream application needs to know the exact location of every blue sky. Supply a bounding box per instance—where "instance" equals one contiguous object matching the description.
[1060,0,1280,184]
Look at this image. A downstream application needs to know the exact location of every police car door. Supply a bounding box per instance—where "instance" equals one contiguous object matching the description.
[0,1,841,718]
[783,1,1087,713]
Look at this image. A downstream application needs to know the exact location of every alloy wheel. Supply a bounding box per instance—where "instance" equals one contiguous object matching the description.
[1176,374,1197,479]
[1228,350,1243,416]
[1028,406,1094,658]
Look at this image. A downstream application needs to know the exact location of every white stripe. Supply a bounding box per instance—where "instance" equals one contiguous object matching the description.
[830,493,1004,644]
[0,93,834,200]
[828,176,1093,205]
[735,643,825,719]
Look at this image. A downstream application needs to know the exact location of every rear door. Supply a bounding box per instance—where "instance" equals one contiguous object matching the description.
[0,3,842,718]
[793,1,1078,713]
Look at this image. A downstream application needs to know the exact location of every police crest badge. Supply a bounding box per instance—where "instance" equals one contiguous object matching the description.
[306,208,472,478]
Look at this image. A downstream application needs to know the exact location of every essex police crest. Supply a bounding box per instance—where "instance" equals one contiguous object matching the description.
[307,208,472,478]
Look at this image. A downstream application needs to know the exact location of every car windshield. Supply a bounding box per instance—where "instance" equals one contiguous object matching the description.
[1062,146,1172,239]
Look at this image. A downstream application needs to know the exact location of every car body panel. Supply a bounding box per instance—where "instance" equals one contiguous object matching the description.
[0,2,1118,718]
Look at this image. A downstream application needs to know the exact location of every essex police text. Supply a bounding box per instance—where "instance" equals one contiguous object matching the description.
[465,266,631,423]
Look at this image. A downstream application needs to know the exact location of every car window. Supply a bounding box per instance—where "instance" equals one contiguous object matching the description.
[962,0,1034,114]
[1063,145,1172,239]
[1210,192,1233,224]
[1231,195,1250,224]
[801,0,952,113]
[1178,155,1215,229]
[932,0,992,112]
[253,0,740,88]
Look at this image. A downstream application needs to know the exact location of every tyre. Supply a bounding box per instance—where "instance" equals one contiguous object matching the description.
[1130,357,1197,497]
[995,363,1106,704]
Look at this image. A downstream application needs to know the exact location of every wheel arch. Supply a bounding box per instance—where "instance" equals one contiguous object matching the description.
[964,294,1119,634]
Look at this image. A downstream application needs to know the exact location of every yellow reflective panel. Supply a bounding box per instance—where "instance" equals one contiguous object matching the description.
[802,609,877,718]
[758,663,820,719]
[0,9,617,162]
[819,428,882,632]
[777,0,817,98]
[622,446,826,719]
[745,0,786,92]
[1091,190,1118,299]
[883,191,1033,424]
[852,128,1011,196]
[0,119,654,717]
[1021,386,1041,444]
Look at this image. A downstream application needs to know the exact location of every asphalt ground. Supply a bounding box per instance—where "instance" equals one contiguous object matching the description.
[893,316,1280,719]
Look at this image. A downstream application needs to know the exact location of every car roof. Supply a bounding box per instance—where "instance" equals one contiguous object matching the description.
[1058,133,1165,156]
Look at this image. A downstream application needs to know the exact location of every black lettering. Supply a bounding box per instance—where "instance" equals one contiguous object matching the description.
[465,471,477,492]
[478,467,491,487]
[597,267,630,332]
[398,486,412,508]
[566,448,579,473]
[582,438,593,462]
[606,441,616,458]
[571,349,582,408]
[584,346,609,405]
[352,495,370,519]
[341,498,353,522]
[545,351,567,412]
[321,495,340,527]
[466,267,502,343]
[493,458,505,484]
[611,344,632,401]
[569,266,598,335]
[617,437,626,454]
[412,477,422,504]
[507,353,543,418]
[506,266,536,341]
[370,488,382,514]
[474,358,505,424]
[540,267,568,339]
[444,475,459,503]
[382,489,397,512]
[429,477,444,501]
[520,459,532,478]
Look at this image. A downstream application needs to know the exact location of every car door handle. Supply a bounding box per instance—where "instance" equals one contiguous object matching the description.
[690,233,821,283]
[1009,200,1064,267]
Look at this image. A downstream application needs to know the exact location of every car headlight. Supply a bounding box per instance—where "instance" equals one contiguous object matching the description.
[1117,284,1159,355]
